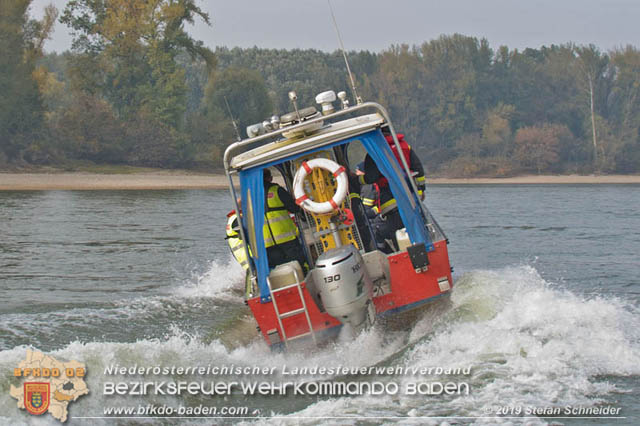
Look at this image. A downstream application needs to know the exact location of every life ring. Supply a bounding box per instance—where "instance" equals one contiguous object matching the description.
[293,158,348,214]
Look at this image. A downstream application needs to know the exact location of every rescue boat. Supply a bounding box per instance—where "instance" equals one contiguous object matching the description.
[223,90,453,350]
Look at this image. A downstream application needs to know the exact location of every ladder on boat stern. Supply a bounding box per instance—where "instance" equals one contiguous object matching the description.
[267,271,317,347]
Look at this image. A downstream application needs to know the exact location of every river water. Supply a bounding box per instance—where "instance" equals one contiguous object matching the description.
[0,185,638,424]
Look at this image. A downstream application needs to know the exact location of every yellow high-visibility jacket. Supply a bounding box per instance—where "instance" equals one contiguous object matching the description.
[263,184,299,248]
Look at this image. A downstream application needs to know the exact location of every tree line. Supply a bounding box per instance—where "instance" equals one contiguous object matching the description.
[2,0,639,175]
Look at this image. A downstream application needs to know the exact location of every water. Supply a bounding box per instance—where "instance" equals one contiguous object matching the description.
[0,186,638,424]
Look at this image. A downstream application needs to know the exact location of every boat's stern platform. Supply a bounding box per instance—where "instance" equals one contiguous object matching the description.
[247,238,452,348]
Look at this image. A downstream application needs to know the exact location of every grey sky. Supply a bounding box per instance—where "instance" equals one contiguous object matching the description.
[30,0,639,53]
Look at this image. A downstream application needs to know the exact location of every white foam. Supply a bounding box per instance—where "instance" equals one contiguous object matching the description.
[1,331,239,424]
[172,257,245,301]
[269,265,640,419]
[387,266,640,417]
[0,322,398,421]
[2,265,638,422]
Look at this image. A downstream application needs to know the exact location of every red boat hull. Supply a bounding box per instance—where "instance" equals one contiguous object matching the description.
[248,240,453,347]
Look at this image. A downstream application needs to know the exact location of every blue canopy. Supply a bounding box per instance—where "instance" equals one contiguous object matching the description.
[238,129,432,302]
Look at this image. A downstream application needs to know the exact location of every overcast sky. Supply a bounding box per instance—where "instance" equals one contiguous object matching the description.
[31,0,640,53]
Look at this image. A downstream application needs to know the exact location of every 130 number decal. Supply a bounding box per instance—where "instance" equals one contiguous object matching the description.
[324,274,341,283]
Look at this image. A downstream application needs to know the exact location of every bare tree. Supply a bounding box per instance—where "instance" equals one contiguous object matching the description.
[574,45,609,172]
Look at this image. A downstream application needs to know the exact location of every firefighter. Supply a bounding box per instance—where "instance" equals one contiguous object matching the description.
[263,168,307,269]
[360,128,426,252]
[225,208,249,271]
[225,201,253,293]
[346,165,375,252]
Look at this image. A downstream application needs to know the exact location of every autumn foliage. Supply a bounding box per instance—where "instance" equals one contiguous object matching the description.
[2,2,640,175]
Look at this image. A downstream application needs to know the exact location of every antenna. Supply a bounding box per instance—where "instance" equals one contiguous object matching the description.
[224,96,242,142]
[327,0,362,105]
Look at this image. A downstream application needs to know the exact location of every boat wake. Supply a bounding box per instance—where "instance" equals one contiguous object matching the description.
[268,265,640,420]
[1,264,639,422]
[171,257,247,301]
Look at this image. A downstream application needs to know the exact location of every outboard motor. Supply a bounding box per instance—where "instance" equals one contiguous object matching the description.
[312,245,375,329]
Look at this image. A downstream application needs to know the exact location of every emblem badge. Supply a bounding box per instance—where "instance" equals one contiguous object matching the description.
[24,382,50,416]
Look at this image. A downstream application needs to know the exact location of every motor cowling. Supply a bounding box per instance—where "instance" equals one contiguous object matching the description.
[311,245,374,329]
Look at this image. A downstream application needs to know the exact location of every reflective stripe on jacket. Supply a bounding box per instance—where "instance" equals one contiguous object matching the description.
[361,183,381,215]
[226,213,249,270]
[263,184,298,248]
[378,198,396,215]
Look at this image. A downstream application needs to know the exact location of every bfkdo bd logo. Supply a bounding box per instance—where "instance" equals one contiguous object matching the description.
[10,350,89,422]
[24,382,50,415]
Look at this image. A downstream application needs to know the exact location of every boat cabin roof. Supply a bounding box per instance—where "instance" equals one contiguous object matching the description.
[229,113,384,170]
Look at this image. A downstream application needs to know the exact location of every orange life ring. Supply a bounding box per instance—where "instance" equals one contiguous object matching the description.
[293,158,348,214]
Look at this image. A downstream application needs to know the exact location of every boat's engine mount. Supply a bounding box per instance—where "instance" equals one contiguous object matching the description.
[311,245,375,330]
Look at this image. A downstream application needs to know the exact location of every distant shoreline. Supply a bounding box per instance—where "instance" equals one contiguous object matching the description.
[0,172,639,190]
[427,175,640,185]
[0,172,233,190]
